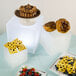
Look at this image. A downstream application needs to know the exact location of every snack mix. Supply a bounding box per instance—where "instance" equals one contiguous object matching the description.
[18,67,41,76]
[15,4,40,18]
[4,38,26,54]
[55,56,76,76]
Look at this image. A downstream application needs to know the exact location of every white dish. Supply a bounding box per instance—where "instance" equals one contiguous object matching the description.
[49,52,76,76]
[17,65,47,76]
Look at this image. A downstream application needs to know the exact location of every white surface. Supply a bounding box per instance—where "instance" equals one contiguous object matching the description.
[0,0,76,35]
[6,16,43,53]
[4,48,27,68]
[40,28,71,57]
[50,52,76,76]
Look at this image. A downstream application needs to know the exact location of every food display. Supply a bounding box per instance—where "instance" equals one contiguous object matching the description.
[4,38,26,54]
[49,52,76,76]
[43,21,56,32]
[17,66,46,76]
[56,18,70,33]
[43,18,70,33]
[55,56,76,76]
[41,19,71,57]
[15,4,40,18]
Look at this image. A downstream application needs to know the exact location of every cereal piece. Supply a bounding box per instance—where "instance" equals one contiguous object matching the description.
[73,61,76,70]
[63,56,69,59]
[68,57,74,64]
[8,48,18,54]
[17,44,26,51]
[12,49,18,54]
[57,62,66,72]
[56,60,66,68]
[62,59,68,64]
[4,38,26,54]
[58,67,66,73]
[55,56,76,75]
[43,22,56,32]
[8,49,13,54]
[4,42,10,48]
[56,18,70,33]
[67,64,75,74]
[18,40,22,44]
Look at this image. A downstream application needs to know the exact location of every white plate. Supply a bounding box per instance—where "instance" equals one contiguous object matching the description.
[49,52,76,76]
[17,65,47,76]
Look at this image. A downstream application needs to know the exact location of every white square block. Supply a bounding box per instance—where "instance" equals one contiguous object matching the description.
[40,28,71,56]
[4,48,28,68]
[6,16,43,54]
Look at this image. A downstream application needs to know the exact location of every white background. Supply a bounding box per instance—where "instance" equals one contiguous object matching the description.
[0,0,76,35]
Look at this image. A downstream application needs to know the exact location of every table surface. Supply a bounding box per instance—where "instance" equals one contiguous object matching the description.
[0,33,76,76]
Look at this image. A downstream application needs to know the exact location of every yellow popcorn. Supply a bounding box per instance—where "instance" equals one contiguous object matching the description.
[4,38,26,54]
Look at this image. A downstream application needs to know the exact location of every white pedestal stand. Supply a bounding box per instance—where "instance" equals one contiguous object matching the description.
[4,48,27,68]
[6,15,43,54]
[40,28,71,57]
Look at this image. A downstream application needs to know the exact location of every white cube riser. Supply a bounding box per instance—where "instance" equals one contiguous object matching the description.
[4,48,28,68]
[50,52,75,76]
[6,16,43,54]
[40,29,71,56]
